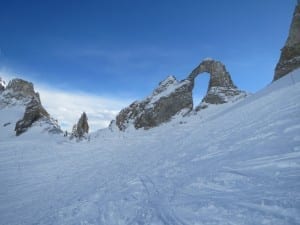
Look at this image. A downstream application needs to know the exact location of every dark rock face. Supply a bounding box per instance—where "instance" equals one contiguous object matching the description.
[0,77,5,92]
[274,3,300,81]
[115,59,245,131]
[72,112,89,138]
[15,97,50,136]
[187,59,245,108]
[116,76,193,130]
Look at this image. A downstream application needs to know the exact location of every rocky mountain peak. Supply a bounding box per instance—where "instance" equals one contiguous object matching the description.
[274,2,300,81]
[1,78,41,106]
[285,2,300,47]
[6,78,36,97]
[115,58,246,131]
[116,76,192,131]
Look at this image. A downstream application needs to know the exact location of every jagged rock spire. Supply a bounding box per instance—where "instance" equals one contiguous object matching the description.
[274,2,300,81]
[72,112,89,138]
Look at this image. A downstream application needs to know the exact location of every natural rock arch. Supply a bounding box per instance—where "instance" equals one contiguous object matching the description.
[187,59,236,89]
[191,72,210,108]
[187,59,242,107]
[114,58,245,130]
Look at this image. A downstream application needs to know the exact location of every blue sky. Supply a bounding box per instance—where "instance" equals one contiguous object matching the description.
[0,0,297,130]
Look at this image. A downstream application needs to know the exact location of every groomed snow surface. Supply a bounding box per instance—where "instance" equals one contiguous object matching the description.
[0,70,300,225]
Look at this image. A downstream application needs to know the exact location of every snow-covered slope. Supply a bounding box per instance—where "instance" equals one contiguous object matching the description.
[0,70,300,225]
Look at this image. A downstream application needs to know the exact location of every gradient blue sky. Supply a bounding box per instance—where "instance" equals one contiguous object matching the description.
[0,0,297,130]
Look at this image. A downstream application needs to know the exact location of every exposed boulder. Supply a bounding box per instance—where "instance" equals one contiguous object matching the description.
[71,112,89,138]
[188,59,246,109]
[116,76,193,130]
[274,3,300,81]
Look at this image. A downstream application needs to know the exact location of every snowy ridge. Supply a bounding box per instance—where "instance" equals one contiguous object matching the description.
[148,78,190,106]
[0,70,300,224]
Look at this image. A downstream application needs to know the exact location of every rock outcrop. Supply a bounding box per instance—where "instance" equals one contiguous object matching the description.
[0,78,62,135]
[0,78,38,106]
[115,59,246,131]
[15,97,50,136]
[116,76,193,130]
[0,77,5,92]
[274,2,300,81]
[71,112,89,138]
[187,59,246,109]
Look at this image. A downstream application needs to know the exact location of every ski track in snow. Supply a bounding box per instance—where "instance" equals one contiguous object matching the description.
[0,71,300,224]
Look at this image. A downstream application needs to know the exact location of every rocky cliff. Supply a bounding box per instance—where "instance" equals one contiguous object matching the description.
[274,2,300,81]
[115,59,245,130]
[0,78,62,136]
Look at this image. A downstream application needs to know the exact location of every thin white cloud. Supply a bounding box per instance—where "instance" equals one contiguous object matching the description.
[39,84,213,128]
[0,68,133,132]
[38,87,131,131]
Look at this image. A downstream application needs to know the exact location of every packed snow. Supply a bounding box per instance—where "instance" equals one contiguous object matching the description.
[0,70,300,225]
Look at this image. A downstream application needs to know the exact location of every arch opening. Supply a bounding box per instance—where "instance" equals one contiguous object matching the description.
[192,72,210,109]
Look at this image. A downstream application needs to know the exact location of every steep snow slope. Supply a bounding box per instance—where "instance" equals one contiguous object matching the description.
[0,70,300,225]
[0,106,25,140]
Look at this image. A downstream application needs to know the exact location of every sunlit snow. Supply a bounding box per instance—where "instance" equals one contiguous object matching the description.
[0,70,300,225]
